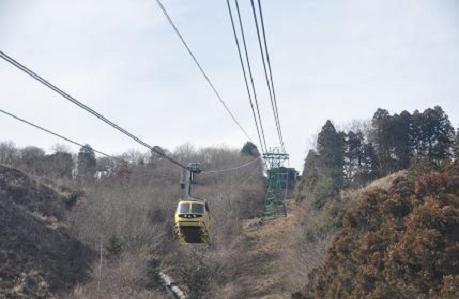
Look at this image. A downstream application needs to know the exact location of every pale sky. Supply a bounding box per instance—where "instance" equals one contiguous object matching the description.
[1,0,458,170]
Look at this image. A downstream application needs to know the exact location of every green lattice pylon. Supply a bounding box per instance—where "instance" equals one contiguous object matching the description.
[262,148,289,219]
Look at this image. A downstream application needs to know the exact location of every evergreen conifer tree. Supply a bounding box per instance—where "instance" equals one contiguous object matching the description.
[317,120,345,189]
[370,108,397,175]
[393,110,413,169]
[77,144,96,182]
[241,142,260,157]
[105,234,123,257]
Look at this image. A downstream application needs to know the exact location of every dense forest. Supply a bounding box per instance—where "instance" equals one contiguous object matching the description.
[298,105,457,209]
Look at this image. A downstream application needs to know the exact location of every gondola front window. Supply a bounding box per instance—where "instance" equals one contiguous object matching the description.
[178,203,190,214]
[191,203,204,214]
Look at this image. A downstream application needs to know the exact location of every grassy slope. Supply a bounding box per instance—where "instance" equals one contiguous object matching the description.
[216,201,307,298]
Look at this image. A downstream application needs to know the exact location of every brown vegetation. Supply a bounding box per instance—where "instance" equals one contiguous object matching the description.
[315,162,459,298]
[63,145,265,298]
[0,141,267,298]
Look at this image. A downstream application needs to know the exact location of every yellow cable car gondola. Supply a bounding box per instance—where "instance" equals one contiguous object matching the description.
[174,198,210,244]
[174,163,210,244]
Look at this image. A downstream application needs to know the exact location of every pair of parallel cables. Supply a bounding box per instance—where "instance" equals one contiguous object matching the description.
[226,0,285,153]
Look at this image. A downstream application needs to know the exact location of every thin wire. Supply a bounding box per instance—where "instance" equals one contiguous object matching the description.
[0,108,116,158]
[226,0,266,154]
[0,106,261,175]
[234,0,268,153]
[201,156,261,174]
[154,0,251,141]
[0,50,186,169]
[249,0,283,149]
[0,106,263,177]
[257,0,285,150]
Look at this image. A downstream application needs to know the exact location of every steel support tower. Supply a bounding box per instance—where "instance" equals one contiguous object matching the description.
[262,148,289,219]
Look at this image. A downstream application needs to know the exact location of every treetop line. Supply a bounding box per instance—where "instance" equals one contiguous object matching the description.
[301,105,457,209]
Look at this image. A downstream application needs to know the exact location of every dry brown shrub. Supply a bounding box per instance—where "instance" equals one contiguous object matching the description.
[315,162,459,298]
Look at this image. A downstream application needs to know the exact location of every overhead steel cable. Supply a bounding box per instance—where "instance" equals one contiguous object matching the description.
[154,0,251,142]
[0,50,187,169]
[233,0,268,153]
[256,0,285,150]
[226,0,266,154]
[249,0,283,149]
[200,156,261,174]
[0,51,261,174]
[0,108,116,159]
[0,107,261,176]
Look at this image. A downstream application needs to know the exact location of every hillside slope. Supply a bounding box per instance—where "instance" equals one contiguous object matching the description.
[215,201,307,299]
[316,163,459,298]
[216,173,411,298]
[0,165,94,298]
